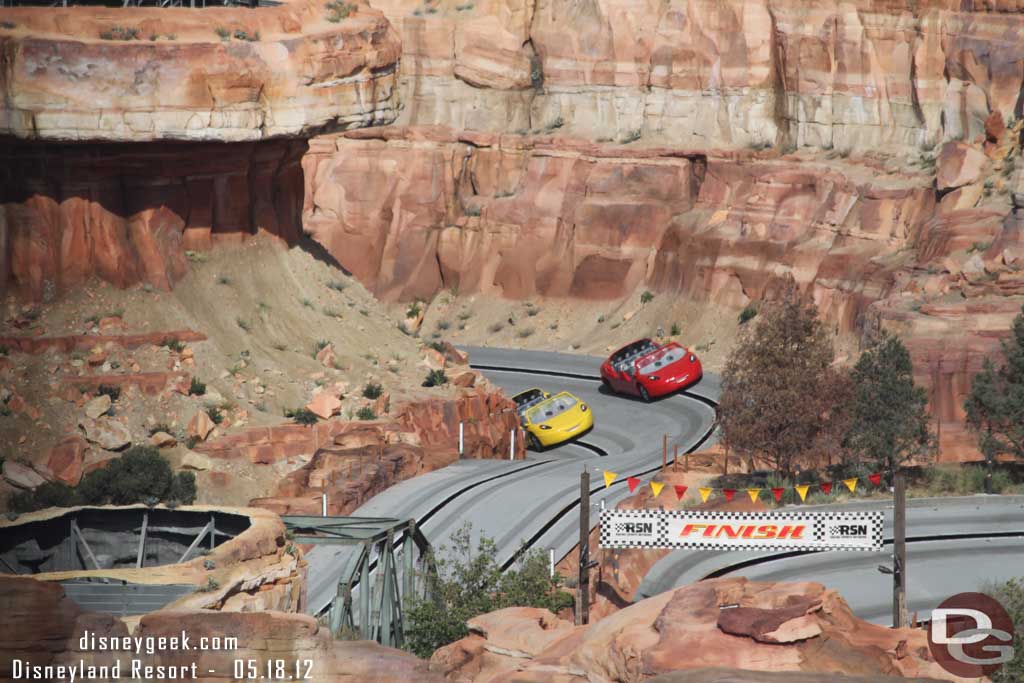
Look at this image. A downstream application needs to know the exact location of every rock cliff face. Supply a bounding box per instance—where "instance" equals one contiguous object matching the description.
[371,0,1024,154]
[0,0,401,300]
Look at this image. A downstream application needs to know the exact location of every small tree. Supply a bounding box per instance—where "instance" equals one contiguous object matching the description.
[846,333,933,474]
[988,577,1024,683]
[718,284,840,477]
[965,305,1024,465]
[405,523,572,658]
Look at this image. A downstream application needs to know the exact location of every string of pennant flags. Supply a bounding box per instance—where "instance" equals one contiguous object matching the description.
[602,470,885,503]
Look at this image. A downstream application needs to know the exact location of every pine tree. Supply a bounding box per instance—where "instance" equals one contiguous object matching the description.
[846,333,933,474]
[965,305,1024,462]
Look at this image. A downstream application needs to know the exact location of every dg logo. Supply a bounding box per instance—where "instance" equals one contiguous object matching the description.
[928,592,1015,677]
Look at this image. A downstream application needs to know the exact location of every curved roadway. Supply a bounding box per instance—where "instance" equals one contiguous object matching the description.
[305,347,719,615]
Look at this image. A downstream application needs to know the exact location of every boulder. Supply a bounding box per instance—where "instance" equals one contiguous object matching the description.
[315,344,337,369]
[187,410,215,441]
[83,394,112,419]
[148,431,177,448]
[78,417,131,451]
[649,670,941,683]
[2,460,48,489]
[306,392,342,420]
[936,142,988,190]
[181,450,213,471]
[373,392,391,415]
[452,370,477,388]
[45,435,89,486]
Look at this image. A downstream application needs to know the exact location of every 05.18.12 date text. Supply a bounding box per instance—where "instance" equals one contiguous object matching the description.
[233,658,314,680]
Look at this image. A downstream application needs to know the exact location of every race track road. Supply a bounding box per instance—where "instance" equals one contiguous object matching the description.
[304,346,720,615]
[637,495,1024,625]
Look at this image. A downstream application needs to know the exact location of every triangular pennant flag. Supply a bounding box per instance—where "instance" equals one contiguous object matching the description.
[844,477,858,493]
[674,484,688,500]
[603,471,618,488]
[699,487,713,503]
[820,482,833,495]
[627,476,641,493]
[723,488,736,502]
[650,481,665,498]
[795,484,810,502]
[868,472,882,487]
[747,488,761,503]
[772,487,785,503]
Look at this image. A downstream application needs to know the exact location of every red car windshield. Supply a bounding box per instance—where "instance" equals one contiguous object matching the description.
[636,344,687,375]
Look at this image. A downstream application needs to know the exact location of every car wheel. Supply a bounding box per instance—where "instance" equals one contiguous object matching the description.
[638,385,651,402]
[601,377,612,392]
[527,433,543,452]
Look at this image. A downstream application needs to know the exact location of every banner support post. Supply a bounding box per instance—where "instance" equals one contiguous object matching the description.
[577,467,590,626]
[662,434,667,471]
[893,471,907,628]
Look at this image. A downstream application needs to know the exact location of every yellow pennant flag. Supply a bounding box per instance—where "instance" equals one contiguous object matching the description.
[699,487,713,503]
[844,477,858,493]
[747,488,761,503]
[795,484,810,502]
[650,481,665,498]
[603,471,618,488]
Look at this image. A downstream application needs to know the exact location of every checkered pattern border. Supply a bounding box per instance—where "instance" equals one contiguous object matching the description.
[599,509,884,553]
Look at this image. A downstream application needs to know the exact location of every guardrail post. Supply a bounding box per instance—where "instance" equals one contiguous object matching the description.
[458,422,464,458]
[510,429,516,460]
[322,493,328,517]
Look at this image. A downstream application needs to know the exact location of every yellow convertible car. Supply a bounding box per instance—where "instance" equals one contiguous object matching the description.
[514,388,594,450]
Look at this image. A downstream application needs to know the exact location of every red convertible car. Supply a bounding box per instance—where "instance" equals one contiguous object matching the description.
[600,339,702,401]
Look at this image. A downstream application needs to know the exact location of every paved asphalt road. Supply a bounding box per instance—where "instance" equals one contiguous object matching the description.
[304,346,1023,626]
[304,346,720,615]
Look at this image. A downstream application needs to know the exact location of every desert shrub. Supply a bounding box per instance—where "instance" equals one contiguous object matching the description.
[168,471,197,504]
[405,524,573,658]
[670,323,681,336]
[325,0,354,21]
[640,290,654,304]
[518,328,535,338]
[188,377,206,396]
[97,385,121,402]
[285,408,319,425]
[356,406,376,420]
[99,26,140,40]
[987,577,1024,683]
[437,320,451,330]
[206,406,224,425]
[236,317,251,332]
[423,369,448,387]
[458,311,472,321]
[216,274,231,285]
[362,382,383,399]
[10,481,77,513]
[464,206,482,216]
[163,338,185,352]
[738,303,758,325]
[407,301,423,318]
[313,339,331,357]
[622,129,642,143]
[327,280,347,292]
[488,322,504,333]
[214,26,230,39]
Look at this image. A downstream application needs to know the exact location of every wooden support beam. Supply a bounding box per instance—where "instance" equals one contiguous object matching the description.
[0,555,20,575]
[136,510,148,569]
[71,519,110,584]
[360,543,371,639]
[177,520,213,564]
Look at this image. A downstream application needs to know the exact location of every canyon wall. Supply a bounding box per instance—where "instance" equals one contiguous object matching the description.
[0,0,401,300]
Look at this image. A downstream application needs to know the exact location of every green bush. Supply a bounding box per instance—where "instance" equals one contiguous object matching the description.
[189,377,206,396]
[985,577,1024,683]
[325,0,354,21]
[406,524,572,658]
[285,408,319,425]
[640,290,654,304]
[670,323,681,336]
[362,382,383,399]
[356,406,376,420]
[422,369,448,387]
[163,337,186,353]
[738,303,758,325]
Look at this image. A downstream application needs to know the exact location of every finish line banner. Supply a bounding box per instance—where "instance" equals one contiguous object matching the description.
[599,509,884,552]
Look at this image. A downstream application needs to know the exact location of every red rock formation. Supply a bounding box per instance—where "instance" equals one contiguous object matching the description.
[431,577,979,683]
[0,329,205,354]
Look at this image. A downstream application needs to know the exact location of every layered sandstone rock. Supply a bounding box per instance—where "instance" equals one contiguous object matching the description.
[431,577,979,683]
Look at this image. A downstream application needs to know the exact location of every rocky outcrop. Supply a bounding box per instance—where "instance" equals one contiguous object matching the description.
[0,0,400,142]
[431,577,978,683]
[0,577,444,683]
[248,385,523,515]
[649,671,942,683]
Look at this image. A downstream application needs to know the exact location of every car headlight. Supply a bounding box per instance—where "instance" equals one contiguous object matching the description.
[689,355,696,363]
[539,424,552,430]
[580,404,588,412]
[648,375,659,381]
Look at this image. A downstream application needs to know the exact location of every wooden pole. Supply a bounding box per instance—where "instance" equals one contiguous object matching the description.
[673,444,678,470]
[577,468,590,626]
[893,472,907,629]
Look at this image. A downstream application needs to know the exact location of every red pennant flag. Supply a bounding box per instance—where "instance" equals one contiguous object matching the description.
[869,472,882,486]
[772,487,784,503]
[723,488,736,502]
[627,476,641,493]
[674,484,688,500]
[820,482,833,495]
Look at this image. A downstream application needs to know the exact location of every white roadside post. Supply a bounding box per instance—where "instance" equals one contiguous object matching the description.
[549,549,555,578]
[321,493,328,517]
[510,429,516,460]
[458,422,464,457]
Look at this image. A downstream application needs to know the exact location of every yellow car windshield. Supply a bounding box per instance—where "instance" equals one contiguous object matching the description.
[526,394,579,425]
